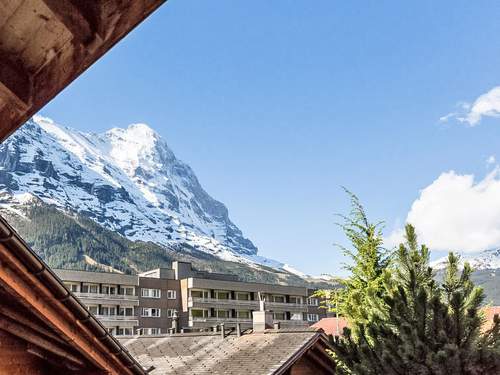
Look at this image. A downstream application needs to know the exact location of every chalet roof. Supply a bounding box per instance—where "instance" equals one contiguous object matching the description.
[119,328,333,375]
[0,0,166,141]
[0,198,146,374]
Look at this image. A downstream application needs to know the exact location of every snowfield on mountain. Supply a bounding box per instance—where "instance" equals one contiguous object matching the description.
[0,115,296,273]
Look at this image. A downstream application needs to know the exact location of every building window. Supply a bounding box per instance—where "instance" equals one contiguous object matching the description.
[215,291,230,300]
[101,306,117,316]
[289,296,303,304]
[167,290,176,299]
[119,286,135,296]
[307,314,319,322]
[290,313,303,321]
[307,297,319,306]
[150,328,161,335]
[117,328,133,336]
[81,283,98,294]
[142,308,161,317]
[215,309,230,319]
[273,312,286,321]
[119,307,134,317]
[191,309,209,319]
[64,282,79,293]
[191,290,209,299]
[236,310,251,319]
[139,328,161,336]
[141,288,161,298]
[167,309,176,318]
[272,295,285,303]
[87,305,98,315]
[235,292,250,301]
[102,285,117,295]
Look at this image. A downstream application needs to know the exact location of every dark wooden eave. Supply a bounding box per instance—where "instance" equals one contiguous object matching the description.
[0,0,167,142]
[0,215,147,374]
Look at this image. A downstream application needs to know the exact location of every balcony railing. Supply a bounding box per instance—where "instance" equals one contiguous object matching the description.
[73,292,138,301]
[94,314,138,322]
[188,297,259,307]
[189,317,252,323]
[188,297,308,310]
[188,316,308,326]
[265,301,308,310]
[275,319,309,326]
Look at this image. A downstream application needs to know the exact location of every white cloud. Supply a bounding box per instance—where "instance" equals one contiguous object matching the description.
[487,155,496,165]
[440,86,500,126]
[388,168,500,252]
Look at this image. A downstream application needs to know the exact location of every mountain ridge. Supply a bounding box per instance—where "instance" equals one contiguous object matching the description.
[0,116,293,273]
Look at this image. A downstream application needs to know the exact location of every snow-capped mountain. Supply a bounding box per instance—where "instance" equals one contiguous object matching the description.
[431,249,500,271]
[0,115,287,269]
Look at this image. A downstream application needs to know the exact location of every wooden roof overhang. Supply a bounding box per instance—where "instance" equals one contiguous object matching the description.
[275,330,335,375]
[0,0,166,142]
[0,215,147,374]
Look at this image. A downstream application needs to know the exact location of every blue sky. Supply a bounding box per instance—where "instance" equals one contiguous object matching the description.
[40,1,500,275]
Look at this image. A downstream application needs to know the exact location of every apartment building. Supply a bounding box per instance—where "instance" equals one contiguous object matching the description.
[136,268,182,335]
[181,276,321,329]
[54,269,139,336]
[54,261,328,336]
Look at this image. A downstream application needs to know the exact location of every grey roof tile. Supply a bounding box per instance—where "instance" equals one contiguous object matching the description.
[119,329,321,375]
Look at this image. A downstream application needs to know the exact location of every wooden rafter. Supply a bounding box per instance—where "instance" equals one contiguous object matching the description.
[0,0,167,142]
[41,0,100,46]
[0,54,31,111]
[0,315,86,369]
[0,242,135,374]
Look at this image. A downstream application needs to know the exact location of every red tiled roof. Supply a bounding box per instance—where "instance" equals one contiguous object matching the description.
[313,306,500,337]
[483,306,500,331]
[312,317,349,336]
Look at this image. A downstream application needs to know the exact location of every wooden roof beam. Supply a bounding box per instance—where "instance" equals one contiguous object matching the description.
[0,55,32,112]
[0,315,86,369]
[41,0,102,46]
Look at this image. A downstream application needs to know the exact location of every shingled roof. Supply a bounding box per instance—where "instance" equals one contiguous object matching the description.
[119,328,334,375]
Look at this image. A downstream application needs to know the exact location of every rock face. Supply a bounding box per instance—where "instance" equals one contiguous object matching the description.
[0,115,263,264]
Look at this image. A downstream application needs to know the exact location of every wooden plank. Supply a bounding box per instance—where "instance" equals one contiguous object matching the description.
[0,304,68,346]
[41,0,96,45]
[0,315,86,368]
[0,54,31,110]
[0,0,167,142]
[0,243,136,375]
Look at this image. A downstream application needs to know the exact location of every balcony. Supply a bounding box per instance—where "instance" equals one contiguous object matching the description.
[189,316,252,325]
[265,301,308,311]
[94,314,138,325]
[188,297,308,311]
[73,292,139,305]
[275,319,309,326]
[188,297,259,308]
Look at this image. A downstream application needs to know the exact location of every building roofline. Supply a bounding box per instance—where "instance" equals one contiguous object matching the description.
[273,331,333,375]
[186,276,311,291]
[0,215,147,375]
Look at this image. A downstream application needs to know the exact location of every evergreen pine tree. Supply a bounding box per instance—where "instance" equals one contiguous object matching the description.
[329,213,500,374]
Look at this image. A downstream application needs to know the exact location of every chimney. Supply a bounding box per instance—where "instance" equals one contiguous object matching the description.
[236,323,242,337]
[253,294,273,332]
[220,323,225,339]
[171,310,178,334]
[273,322,280,330]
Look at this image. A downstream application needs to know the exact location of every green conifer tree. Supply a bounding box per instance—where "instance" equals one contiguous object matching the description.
[328,202,500,374]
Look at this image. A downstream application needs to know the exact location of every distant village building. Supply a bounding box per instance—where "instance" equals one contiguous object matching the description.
[54,261,328,336]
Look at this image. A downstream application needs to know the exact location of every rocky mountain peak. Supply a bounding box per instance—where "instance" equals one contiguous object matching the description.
[0,116,267,266]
